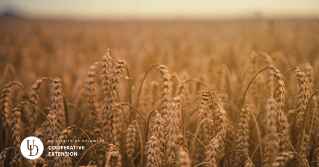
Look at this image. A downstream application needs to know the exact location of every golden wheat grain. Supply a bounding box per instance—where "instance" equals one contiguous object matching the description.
[305,62,314,95]
[296,69,309,128]
[125,122,136,159]
[0,148,8,166]
[233,106,250,166]
[11,104,21,155]
[85,64,101,126]
[177,147,191,167]
[262,53,274,97]
[271,151,294,167]
[264,97,279,166]
[102,49,114,142]
[1,83,12,129]
[156,65,173,119]
[105,144,122,167]
[244,153,255,167]
[205,134,221,167]
[166,96,183,166]
[146,135,163,167]
[150,110,165,161]
[273,69,285,121]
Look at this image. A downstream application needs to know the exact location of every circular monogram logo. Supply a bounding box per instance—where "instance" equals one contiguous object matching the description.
[20,136,44,160]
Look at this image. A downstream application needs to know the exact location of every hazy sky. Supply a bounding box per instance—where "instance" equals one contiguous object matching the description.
[1,0,319,20]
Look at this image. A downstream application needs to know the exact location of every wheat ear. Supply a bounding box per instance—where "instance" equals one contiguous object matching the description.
[273,69,285,121]
[102,49,114,143]
[198,90,215,150]
[305,62,314,95]
[273,69,291,152]
[151,110,165,160]
[233,106,250,166]
[105,144,122,167]
[205,134,223,167]
[264,97,279,166]
[271,151,294,167]
[244,153,255,167]
[11,104,21,155]
[29,77,52,125]
[0,148,9,166]
[296,69,309,128]
[166,96,183,166]
[156,65,173,119]
[85,64,101,126]
[262,53,275,97]
[46,78,64,166]
[178,147,191,167]
[125,122,136,160]
[146,135,164,167]
[1,83,12,129]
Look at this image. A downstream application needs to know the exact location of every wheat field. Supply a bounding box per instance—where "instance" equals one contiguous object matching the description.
[1,17,319,167]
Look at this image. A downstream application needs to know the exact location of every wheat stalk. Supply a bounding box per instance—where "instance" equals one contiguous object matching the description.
[299,130,310,158]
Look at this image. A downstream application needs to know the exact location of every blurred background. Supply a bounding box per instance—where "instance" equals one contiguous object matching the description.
[1,0,319,20]
[0,0,319,95]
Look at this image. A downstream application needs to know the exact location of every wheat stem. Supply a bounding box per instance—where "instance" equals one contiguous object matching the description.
[124,64,133,122]
[136,64,160,108]
[246,104,263,162]
[283,67,296,77]
[298,90,319,153]
[236,66,275,127]
[185,131,207,151]
[121,103,147,128]
[145,109,157,142]
[133,120,143,167]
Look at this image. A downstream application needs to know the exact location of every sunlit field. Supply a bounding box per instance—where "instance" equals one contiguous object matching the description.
[1,17,319,167]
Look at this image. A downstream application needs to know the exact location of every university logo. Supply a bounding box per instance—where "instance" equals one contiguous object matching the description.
[20,136,44,159]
